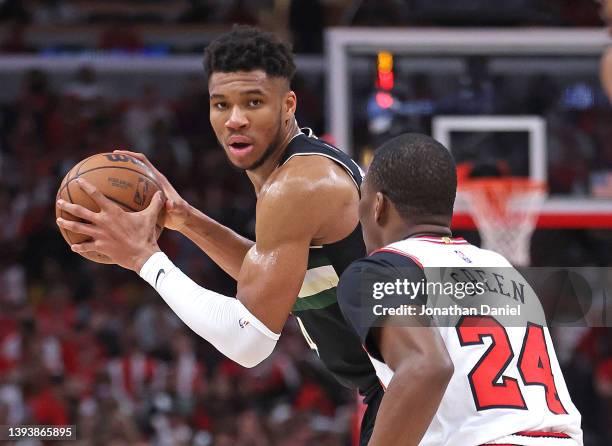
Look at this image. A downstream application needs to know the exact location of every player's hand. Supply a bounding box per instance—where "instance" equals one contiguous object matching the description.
[56,178,164,272]
[113,149,191,232]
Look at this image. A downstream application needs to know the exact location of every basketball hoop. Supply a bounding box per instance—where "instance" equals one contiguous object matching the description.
[457,178,547,266]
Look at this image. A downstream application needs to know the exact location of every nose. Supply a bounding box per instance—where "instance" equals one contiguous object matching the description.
[225,105,249,130]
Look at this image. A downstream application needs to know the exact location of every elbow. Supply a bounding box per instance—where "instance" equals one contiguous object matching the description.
[229,338,278,369]
[237,355,267,369]
[421,345,454,388]
[436,352,454,387]
[429,349,454,389]
[398,350,454,390]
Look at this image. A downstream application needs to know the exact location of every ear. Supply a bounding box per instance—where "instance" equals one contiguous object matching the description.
[284,90,297,124]
[374,191,386,224]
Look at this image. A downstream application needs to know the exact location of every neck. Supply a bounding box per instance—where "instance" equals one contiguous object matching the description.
[382,223,452,246]
[246,119,301,194]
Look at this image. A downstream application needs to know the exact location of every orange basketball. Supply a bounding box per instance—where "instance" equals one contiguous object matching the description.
[56,153,164,263]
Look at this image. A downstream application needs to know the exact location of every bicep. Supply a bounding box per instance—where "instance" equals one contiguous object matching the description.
[236,189,318,333]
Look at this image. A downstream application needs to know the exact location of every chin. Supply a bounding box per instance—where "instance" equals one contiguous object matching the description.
[227,155,260,172]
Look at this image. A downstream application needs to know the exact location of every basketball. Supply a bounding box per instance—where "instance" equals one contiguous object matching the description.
[56,153,164,264]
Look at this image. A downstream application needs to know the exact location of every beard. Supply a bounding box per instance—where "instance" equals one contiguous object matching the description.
[222,114,284,172]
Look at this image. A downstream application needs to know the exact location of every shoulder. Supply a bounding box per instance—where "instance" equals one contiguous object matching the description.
[253,157,350,243]
[254,137,360,244]
[277,133,361,190]
[258,152,357,219]
[279,151,356,192]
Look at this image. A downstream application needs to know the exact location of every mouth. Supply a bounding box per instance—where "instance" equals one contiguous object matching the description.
[229,142,251,150]
[228,141,254,158]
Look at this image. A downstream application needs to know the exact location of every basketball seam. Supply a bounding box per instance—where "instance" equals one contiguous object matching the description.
[74,155,94,176]
[63,178,144,212]
[77,165,162,191]
[61,177,163,225]
[105,196,139,212]
[56,167,161,204]
[76,153,102,176]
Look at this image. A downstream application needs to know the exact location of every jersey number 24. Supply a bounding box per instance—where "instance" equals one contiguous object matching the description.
[456,315,567,415]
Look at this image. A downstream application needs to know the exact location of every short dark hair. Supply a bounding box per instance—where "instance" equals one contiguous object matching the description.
[203,25,296,81]
[368,133,457,220]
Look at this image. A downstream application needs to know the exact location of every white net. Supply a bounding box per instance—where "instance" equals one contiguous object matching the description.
[458,178,547,266]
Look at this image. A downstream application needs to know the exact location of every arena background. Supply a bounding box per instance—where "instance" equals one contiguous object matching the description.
[0,1,610,445]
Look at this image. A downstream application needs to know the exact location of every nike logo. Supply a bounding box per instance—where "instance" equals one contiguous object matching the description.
[155,269,165,287]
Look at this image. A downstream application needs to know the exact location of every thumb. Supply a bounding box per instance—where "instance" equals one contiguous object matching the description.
[146,191,165,216]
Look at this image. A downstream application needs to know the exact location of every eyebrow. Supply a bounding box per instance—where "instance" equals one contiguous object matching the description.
[210,89,266,100]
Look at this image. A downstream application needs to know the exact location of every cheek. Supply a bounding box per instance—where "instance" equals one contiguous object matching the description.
[253,109,281,140]
[209,112,224,135]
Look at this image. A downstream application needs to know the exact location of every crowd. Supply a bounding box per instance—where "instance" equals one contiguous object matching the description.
[0,62,610,444]
[0,0,606,56]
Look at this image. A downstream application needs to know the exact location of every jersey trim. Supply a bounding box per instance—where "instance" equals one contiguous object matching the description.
[411,236,468,245]
[298,265,339,298]
[282,151,360,190]
[515,431,571,439]
[482,431,577,446]
[363,347,393,390]
[371,247,424,269]
[293,288,337,311]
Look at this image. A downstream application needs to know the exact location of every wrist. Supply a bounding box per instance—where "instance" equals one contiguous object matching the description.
[169,199,195,234]
[131,247,161,273]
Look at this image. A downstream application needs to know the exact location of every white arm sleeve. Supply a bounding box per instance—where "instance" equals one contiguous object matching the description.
[139,252,280,368]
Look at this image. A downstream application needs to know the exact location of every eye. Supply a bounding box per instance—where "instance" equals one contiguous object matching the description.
[248,99,262,107]
[212,102,227,110]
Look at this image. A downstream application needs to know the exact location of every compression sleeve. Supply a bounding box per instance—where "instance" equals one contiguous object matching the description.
[139,252,280,368]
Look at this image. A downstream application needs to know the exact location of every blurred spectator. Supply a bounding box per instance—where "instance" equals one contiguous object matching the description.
[0,22,31,53]
[221,0,259,26]
[64,66,106,102]
[99,22,144,52]
[123,85,172,154]
[348,0,404,26]
[289,0,324,53]
[0,1,30,22]
[180,0,214,23]
[29,0,81,25]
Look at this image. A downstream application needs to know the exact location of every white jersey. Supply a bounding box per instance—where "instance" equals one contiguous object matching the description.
[367,236,583,446]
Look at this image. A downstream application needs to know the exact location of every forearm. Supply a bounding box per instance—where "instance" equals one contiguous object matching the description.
[139,252,279,368]
[181,204,254,280]
[368,360,451,446]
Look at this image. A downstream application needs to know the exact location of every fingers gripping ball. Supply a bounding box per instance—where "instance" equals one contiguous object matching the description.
[56,153,164,263]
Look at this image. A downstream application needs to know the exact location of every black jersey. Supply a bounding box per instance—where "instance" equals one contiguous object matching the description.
[280,130,379,397]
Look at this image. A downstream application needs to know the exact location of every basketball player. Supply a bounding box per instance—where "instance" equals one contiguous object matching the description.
[56,26,383,443]
[336,133,583,445]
